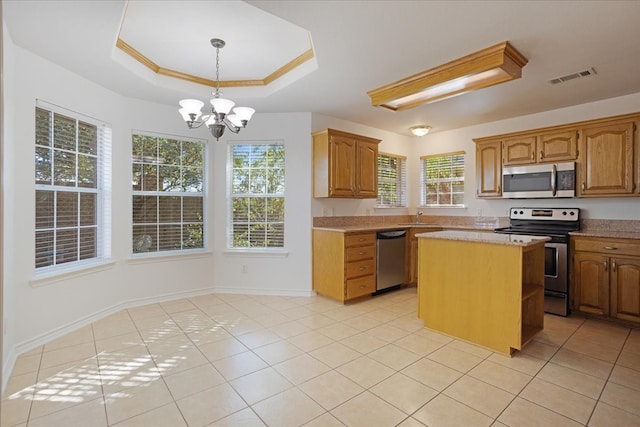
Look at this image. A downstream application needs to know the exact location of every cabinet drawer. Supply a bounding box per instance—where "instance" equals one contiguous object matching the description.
[345,245,376,262]
[574,238,640,257]
[345,233,376,247]
[346,275,375,299]
[345,259,376,278]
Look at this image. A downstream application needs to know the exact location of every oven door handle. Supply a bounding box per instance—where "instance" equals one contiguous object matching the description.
[551,164,557,197]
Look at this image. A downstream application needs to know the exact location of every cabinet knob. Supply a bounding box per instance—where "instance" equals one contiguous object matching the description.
[581,182,586,191]
[531,152,534,160]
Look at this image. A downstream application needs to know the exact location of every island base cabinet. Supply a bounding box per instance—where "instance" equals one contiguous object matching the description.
[418,238,544,356]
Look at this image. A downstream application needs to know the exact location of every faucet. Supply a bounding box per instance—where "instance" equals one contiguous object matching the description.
[416,211,423,224]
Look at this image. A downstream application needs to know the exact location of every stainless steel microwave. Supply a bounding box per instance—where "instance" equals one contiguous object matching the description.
[502,162,575,198]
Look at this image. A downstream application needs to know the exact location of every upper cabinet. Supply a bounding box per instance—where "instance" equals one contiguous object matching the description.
[475,140,502,198]
[503,131,578,166]
[313,129,381,198]
[475,112,640,199]
[578,119,636,197]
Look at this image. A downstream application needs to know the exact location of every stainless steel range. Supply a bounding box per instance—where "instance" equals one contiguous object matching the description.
[494,207,580,316]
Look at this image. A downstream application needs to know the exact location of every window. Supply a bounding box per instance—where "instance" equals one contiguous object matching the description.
[377,153,407,207]
[131,134,205,254]
[420,151,465,207]
[229,143,285,249]
[35,103,111,270]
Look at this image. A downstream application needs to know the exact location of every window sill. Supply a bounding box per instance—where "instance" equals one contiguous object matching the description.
[223,249,289,258]
[30,259,116,288]
[419,205,467,209]
[127,250,213,265]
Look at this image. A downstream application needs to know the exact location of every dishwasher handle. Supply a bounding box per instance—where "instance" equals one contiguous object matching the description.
[377,230,407,239]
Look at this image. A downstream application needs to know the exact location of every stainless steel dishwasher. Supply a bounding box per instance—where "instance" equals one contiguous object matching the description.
[376,230,407,294]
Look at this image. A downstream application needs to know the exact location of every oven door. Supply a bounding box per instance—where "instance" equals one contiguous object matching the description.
[544,242,567,293]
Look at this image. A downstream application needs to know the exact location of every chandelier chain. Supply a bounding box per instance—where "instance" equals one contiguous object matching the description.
[215,45,221,96]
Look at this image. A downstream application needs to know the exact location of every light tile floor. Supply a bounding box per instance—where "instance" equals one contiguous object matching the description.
[2,287,640,426]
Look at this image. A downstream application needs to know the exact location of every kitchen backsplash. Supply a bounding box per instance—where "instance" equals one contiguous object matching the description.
[313,215,510,228]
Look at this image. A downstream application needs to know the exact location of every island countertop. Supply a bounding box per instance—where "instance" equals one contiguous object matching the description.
[416,230,550,246]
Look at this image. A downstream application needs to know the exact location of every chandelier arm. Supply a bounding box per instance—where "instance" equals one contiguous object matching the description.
[223,118,241,134]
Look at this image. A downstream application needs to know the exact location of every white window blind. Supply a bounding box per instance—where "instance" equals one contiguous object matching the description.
[377,153,407,207]
[35,102,112,271]
[131,133,205,254]
[420,151,465,207]
[228,143,285,249]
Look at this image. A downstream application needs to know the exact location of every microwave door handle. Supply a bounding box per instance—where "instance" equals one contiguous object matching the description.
[551,164,557,196]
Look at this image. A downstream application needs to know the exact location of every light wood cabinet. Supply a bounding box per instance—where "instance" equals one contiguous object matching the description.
[313,230,376,302]
[475,140,502,198]
[313,129,381,198]
[578,120,636,197]
[475,112,640,199]
[502,131,578,166]
[418,234,545,355]
[407,227,441,284]
[572,236,640,324]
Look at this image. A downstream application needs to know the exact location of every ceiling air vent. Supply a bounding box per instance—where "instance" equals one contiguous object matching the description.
[549,68,597,84]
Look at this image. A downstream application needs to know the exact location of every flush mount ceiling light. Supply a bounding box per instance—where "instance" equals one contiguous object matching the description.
[410,125,431,136]
[367,41,528,111]
[178,38,255,141]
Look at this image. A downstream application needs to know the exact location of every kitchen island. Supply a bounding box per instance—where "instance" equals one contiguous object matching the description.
[417,230,549,356]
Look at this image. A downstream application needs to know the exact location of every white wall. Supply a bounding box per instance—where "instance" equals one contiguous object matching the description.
[2,34,314,384]
[209,112,314,296]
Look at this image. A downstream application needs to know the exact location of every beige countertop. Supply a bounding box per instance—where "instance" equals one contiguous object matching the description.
[312,224,495,233]
[417,230,550,247]
[570,230,640,240]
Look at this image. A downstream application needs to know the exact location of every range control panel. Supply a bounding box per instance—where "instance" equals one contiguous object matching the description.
[509,207,580,222]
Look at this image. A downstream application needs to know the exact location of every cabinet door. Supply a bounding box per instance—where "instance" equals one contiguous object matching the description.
[539,131,578,163]
[503,136,537,165]
[573,252,609,316]
[329,135,357,197]
[355,140,378,198]
[476,141,502,197]
[579,121,635,196]
[611,257,640,323]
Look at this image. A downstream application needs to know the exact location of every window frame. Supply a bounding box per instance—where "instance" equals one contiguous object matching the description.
[131,131,207,257]
[34,100,112,277]
[420,151,466,208]
[376,152,407,208]
[227,141,285,251]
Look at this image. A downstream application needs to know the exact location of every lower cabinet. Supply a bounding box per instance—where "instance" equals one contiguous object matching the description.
[407,227,442,284]
[313,230,376,303]
[572,237,640,324]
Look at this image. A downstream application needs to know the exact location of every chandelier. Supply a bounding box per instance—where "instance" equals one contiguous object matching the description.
[178,38,255,140]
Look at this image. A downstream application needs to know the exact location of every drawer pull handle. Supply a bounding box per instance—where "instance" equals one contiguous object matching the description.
[359,251,366,255]
[613,261,617,272]
[359,267,365,271]
[604,260,608,272]
[603,246,618,250]
[359,285,366,289]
